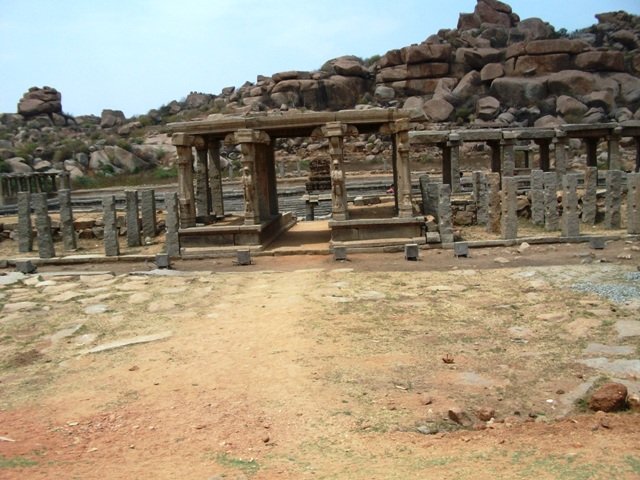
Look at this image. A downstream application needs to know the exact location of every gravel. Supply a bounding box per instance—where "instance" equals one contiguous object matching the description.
[572,273,640,304]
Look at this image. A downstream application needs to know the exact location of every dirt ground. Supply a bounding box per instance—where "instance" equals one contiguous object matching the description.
[1,238,640,479]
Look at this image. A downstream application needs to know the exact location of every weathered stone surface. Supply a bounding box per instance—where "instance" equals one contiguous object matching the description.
[86,331,172,354]
[423,98,454,122]
[490,77,547,107]
[406,63,450,79]
[480,62,504,82]
[457,48,503,70]
[17,192,33,253]
[513,54,571,76]
[140,189,157,239]
[401,43,452,64]
[451,70,482,105]
[476,96,500,120]
[472,171,488,226]
[561,174,580,237]
[330,56,369,78]
[437,184,454,244]
[575,51,625,72]
[165,192,180,256]
[374,85,395,101]
[17,86,62,118]
[627,173,640,234]
[102,195,120,257]
[125,190,141,247]
[583,90,615,113]
[525,39,589,55]
[515,18,554,42]
[582,167,598,226]
[33,193,55,258]
[547,70,598,97]
[378,49,403,69]
[474,0,513,27]
[100,109,126,128]
[556,95,588,122]
[501,177,518,239]
[419,175,438,218]
[604,170,623,229]
[543,172,559,231]
[589,383,628,412]
[58,189,77,251]
[5,157,33,173]
[486,172,501,233]
[530,170,544,226]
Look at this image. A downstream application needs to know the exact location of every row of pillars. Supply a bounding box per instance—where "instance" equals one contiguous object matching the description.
[0,172,70,207]
[172,119,415,228]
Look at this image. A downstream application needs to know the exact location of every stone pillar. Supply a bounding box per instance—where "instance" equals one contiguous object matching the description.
[193,136,210,218]
[543,172,559,231]
[172,133,196,228]
[437,183,454,244]
[208,139,224,218]
[582,166,598,226]
[472,171,488,226]
[553,131,568,181]
[486,172,501,234]
[501,134,516,177]
[33,193,55,258]
[607,129,622,171]
[488,140,501,174]
[58,189,77,251]
[604,169,623,229]
[561,174,580,238]
[164,192,180,257]
[102,195,120,257]
[448,133,461,193]
[585,137,599,168]
[530,169,544,226]
[636,138,640,173]
[17,191,33,253]
[627,173,640,234]
[393,120,413,218]
[535,139,551,171]
[442,144,452,188]
[501,176,518,240]
[58,171,71,191]
[232,129,272,225]
[125,189,141,247]
[140,189,157,239]
[419,175,439,218]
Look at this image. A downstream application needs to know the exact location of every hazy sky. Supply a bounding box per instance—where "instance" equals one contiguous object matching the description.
[1,0,638,117]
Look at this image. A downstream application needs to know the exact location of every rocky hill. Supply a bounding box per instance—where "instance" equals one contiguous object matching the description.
[0,0,639,181]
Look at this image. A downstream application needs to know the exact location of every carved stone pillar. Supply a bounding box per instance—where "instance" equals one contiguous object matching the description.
[227,129,271,225]
[394,119,413,218]
[207,139,225,218]
[172,133,196,228]
[324,122,349,221]
[448,133,461,193]
[193,136,210,219]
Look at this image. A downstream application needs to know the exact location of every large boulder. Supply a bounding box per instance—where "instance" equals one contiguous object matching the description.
[423,98,454,122]
[514,18,554,41]
[490,77,548,107]
[547,70,599,97]
[525,39,589,55]
[575,51,625,72]
[17,86,63,119]
[324,56,370,78]
[456,48,503,70]
[589,382,628,412]
[5,157,33,173]
[100,109,126,129]
[556,95,588,122]
[480,63,504,82]
[451,70,482,105]
[401,44,452,64]
[477,96,501,120]
[185,92,213,109]
[512,54,571,76]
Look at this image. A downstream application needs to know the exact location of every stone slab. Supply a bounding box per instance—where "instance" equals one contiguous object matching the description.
[86,331,173,354]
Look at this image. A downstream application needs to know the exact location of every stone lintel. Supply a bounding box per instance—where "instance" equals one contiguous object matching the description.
[504,129,555,140]
[561,123,617,138]
[172,133,194,146]
[457,129,502,142]
[233,128,271,144]
[408,131,450,144]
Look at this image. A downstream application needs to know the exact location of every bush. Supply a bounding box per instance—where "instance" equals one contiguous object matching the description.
[153,165,177,180]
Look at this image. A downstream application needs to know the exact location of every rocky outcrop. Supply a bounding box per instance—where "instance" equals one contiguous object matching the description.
[17,86,75,125]
[100,109,126,129]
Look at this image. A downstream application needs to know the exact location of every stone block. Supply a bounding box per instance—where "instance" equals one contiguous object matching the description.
[501,177,518,240]
[155,253,171,269]
[125,190,141,247]
[164,192,180,257]
[141,189,157,239]
[454,242,469,257]
[582,167,598,225]
[102,195,120,257]
[543,172,559,231]
[589,237,606,249]
[17,191,33,253]
[58,189,77,251]
[404,243,419,261]
[33,193,55,259]
[437,184,454,244]
[562,174,580,237]
[530,169,544,226]
[604,170,623,229]
[15,260,36,274]
[627,173,640,234]
[333,246,348,261]
[236,249,252,266]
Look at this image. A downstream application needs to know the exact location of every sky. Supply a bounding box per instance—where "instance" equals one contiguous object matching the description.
[1,0,639,118]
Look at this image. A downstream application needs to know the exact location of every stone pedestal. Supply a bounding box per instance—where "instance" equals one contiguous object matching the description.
[500,177,518,240]
[604,170,623,229]
[33,193,55,258]
[561,174,580,237]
